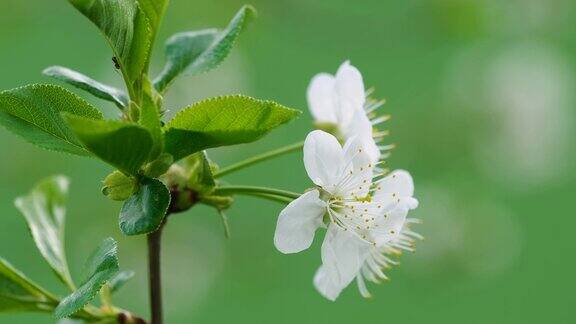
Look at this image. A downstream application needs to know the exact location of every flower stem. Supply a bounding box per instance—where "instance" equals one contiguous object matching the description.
[240,192,294,204]
[214,185,301,200]
[213,141,304,178]
[147,220,166,324]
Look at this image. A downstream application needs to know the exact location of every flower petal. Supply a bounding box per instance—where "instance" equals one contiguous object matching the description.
[307,73,337,123]
[376,170,414,196]
[373,206,410,246]
[334,61,365,125]
[274,190,325,254]
[373,170,418,210]
[313,265,343,301]
[339,135,374,198]
[303,130,345,189]
[319,225,370,296]
[344,110,380,163]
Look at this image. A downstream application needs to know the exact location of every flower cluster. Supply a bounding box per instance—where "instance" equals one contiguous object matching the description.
[274,62,420,300]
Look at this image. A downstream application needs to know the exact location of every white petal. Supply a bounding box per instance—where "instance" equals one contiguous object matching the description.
[274,190,325,254]
[339,135,374,198]
[373,170,418,210]
[373,206,409,246]
[320,225,370,293]
[303,130,345,189]
[343,110,380,163]
[313,265,343,301]
[364,138,381,165]
[307,73,337,123]
[376,170,414,196]
[334,61,365,125]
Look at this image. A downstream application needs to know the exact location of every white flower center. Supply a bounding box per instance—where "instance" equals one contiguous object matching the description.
[325,196,395,246]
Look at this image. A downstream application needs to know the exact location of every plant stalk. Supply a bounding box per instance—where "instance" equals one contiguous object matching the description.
[238,192,294,204]
[147,221,166,324]
[213,141,304,178]
[214,185,301,200]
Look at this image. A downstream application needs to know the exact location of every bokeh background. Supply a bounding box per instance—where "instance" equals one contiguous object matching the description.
[1,0,575,323]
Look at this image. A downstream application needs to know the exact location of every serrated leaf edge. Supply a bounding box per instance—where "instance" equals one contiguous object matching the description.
[164,94,300,131]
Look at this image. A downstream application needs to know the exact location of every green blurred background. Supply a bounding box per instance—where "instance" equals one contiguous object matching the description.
[1,0,575,323]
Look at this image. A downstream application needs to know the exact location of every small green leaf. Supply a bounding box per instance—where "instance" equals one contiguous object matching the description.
[153,30,217,92]
[64,115,153,175]
[184,151,215,194]
[138,0,170,46]
[154,5,256,92]
[119,178,170,236]
[0,84,103,155]
[54,238,119,319]
[43,66,128,108]
[164,95,300,161]
[101,171,137,201]
[108,270,135,293]
[68,0,152,85]
[0,257,57,312]
[14,175,75,289]
[143,153,173,178]
[138,79,164,160]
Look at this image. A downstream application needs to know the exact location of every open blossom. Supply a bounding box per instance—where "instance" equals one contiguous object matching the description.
[354,217,423,298]
[307,61,392,163]
[274,130,418,300]
[315,175,420,300]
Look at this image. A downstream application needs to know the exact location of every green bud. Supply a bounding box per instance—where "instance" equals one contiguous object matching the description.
[160,164,188,189]
[101,171,137,201]
[143,153,173,178]
[200,195,234,210]
[184,151,216,194]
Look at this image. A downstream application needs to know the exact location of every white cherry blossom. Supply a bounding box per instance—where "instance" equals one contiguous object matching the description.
[313,170,419,300]
[274,130,418,300]
[314,171,420,300]
[307,61,392,163]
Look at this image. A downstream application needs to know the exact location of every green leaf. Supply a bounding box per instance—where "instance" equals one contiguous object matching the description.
[108,270,134,293]
[139,101,162,160]
[164,95,300,161]
[154,5,256,92]
[0,84,103,156]
[68,0,152,85]
[54,238,119,319]
[143,153,173,178]
[138,79,164,160]
[64,115,153,175]
[153,30,217,92]
[101,171,137,201]
[0,257,57,312]
[184,151,215,194]
[119,178,170,236]
[14,175,75,289]
[138,0,169,45]
[43,66,128,108]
